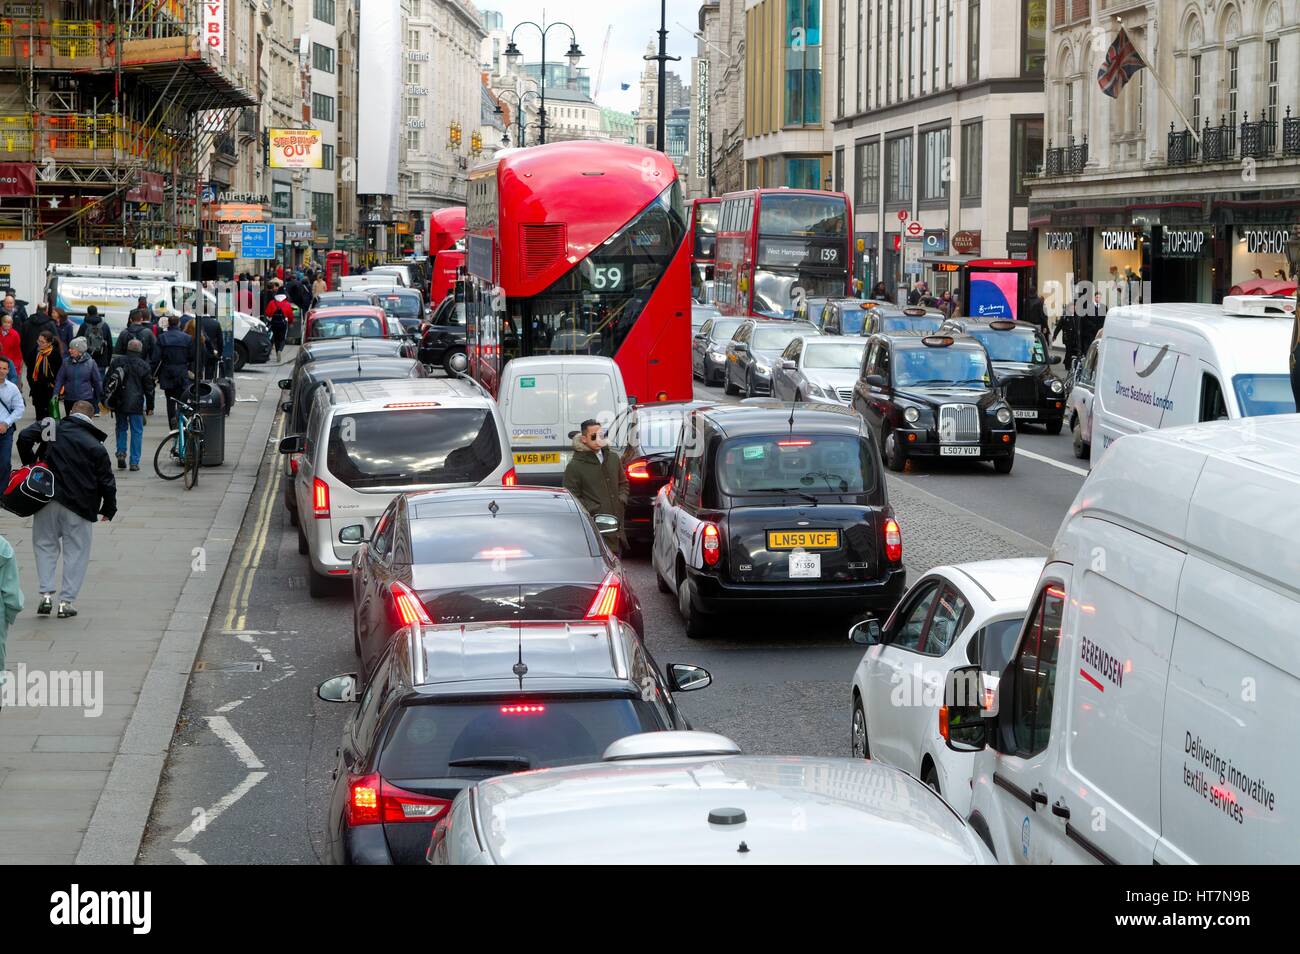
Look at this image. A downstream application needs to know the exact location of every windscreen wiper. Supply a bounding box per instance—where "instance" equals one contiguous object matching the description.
[759,487,820,505]
[447,755,532,770]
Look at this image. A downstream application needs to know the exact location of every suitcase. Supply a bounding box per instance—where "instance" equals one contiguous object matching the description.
[2,463,55,517]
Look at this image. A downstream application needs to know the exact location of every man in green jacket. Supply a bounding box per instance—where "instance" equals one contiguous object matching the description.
[563,419,629,549]
[0,532,23,708]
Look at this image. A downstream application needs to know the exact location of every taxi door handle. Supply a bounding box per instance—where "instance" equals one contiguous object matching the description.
[1031,785,1048,808]
[1051,799,1071,820]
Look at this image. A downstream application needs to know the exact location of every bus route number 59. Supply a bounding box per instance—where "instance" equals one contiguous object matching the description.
[591,264,626,291]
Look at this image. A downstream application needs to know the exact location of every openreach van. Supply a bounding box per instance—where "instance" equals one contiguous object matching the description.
[951,416,1300,864]
[1091,295,1296,458]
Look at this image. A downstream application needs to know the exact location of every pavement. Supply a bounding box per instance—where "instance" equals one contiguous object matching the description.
[0,358,286,865]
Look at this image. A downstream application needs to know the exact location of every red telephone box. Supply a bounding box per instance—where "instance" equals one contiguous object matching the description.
[325,250,350,291]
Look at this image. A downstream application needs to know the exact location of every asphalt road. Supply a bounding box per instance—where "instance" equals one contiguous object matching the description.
[140,369,1083,864]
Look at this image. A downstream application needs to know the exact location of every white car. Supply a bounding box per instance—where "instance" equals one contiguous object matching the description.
[849,558,1044,816]
[771,336,867,405]
[1065,336,1099,460]
[427,731,996,865]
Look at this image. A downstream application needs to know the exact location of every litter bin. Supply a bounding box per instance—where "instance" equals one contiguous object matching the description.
[189,382,226,467]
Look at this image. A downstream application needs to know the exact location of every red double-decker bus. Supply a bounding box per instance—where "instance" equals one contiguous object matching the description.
[464,141,691,401]
[428,206,466,256]
[689,197,720,297]
[713,188,853,319]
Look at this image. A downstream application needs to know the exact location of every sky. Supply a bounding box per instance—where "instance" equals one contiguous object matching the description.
[482,1,702,114]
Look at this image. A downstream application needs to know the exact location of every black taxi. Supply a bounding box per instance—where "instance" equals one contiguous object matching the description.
[650,403,906,638]
[821,300,947,337]
[851,332,1017,474]
[942,317,1065,433]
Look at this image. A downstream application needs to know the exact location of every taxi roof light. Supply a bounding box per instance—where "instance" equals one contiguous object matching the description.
[988,320,1017,330]
[921,335,955,348]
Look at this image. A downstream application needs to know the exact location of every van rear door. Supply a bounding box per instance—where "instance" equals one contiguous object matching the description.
[504,369,568,485]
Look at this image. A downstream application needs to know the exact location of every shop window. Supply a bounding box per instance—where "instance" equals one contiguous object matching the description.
[1011,116,1043,201]
[886,135,912,205]
[855,139,879,209]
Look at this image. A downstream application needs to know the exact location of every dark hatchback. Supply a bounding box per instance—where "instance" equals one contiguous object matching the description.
[351,486,643,679]
[290,337,411,375]
[278,355,429,524]
[852,332,1017,473]
[608,399,713,549]
[374,288,426,337]
[651,403,907,636]
[318,619,710,864]
[417,293,468,375]
[943,317,1065,433]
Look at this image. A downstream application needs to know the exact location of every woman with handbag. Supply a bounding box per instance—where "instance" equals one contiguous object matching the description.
[27,330,61,421]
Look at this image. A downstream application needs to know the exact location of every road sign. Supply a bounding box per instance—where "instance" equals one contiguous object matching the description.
[897,209,909,222]
[240,223,276,259]
[906,220,923,237]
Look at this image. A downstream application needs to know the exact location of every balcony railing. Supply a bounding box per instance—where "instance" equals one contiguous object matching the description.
[214,133,236,159]
[1165,110,1300,165]
[1043,136,1088,176]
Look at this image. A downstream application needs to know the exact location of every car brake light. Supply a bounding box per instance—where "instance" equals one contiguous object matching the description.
[383,402,440,409]
[626,459,652,480]
[347,772,382,826]
[701,522,721,566]
[777,439,812,447]
[585,571,621,619]
[939,705,952,741]
[390,580,433,626]
[502,467,517,486]
[312,478,330,519]
[347,772,450,826]
[477,547,528,560]
[500,704,546,715]
[883,517,902,563]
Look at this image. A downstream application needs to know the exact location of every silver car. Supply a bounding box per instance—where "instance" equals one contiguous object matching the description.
[427,731,996,865]
[723,319,821,397]
[1066,335,1100,460]
[771,336,867,405]
[691,315,745,386]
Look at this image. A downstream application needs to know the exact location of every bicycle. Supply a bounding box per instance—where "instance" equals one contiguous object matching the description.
[153,397,205,489]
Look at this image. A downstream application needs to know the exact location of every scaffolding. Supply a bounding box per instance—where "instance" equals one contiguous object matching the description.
[0,1,256,247]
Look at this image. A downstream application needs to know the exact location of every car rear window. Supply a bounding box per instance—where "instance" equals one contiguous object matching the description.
[380,698,665,778]
[803,341,866,369]
[408,513,594,563]
[309,313,386,339]
[967,328,1046,363]
[326,408,500,488]
[378,294,422,319]
[709,318,743,342]
[717,434,877,496]
[752,324,817,351]
[880,316,944,334]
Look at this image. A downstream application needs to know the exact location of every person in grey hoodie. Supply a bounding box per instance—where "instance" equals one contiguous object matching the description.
[54,337,103,417]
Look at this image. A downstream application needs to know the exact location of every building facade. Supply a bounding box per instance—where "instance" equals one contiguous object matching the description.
[833,0,1046,299]
[1031,0,1300,307]
[297,0,340,258]
[696,0,746,197]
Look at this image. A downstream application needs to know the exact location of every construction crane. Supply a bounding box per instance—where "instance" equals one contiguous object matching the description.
[593,24,613,100]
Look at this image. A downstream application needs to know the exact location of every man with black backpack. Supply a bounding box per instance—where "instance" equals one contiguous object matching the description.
[115,309,157,417]
[106,338,153,472]
[80,306,112,377]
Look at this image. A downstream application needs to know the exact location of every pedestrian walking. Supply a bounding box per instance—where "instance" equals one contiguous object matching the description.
[0,368,25,491]
[563,419,628,550]
[0,313,23,388]
[312,271,327,303]
[265,288,293,362]
[54,337,103,418]
[870,282,892,303]
[2,288,28,329]
[52,307,74,353]
[107,339,153,472]
[80,305,113,375]
[157,315,194,430]
[27,330,61,420]
[0,531,23,701]
[20,302,55,374]
[17,400,117,619]
[1023,291,1048,332]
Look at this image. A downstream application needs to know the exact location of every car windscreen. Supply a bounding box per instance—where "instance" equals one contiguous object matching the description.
[717,434,876,496]
[880,316,944,334]
[378,294,422,319]
[1233,374,1297,417]
[380,698,665,778]
[408,513,594,563]
[803,341,866,369]
[308,313,386,339]
[894,346,993,388]
[752,323,818,351]
[632,407,690,454]
[967,328,1046,363]
[326,408,500,488]
[708,318,744,343]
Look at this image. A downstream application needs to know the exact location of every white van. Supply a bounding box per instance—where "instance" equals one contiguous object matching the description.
[496,356,629,486]
[1091,296,1296,458]
[954,415,1300,864]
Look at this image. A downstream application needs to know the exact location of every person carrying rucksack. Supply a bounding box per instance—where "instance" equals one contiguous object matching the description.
[264,290,293,362]
[80,306,112,374]
[106,338,153,472]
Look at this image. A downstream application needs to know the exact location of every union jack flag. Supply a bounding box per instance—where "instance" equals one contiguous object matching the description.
[1097,28,1145,99]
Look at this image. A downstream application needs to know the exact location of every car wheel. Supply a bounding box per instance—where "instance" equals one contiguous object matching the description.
[723,367,740,396]
[994,453,1015,474]
[1071,416,1089,459]
[676,570,711,639]
[297,522,309,555]
[234,341,249,372]
[851,698,869,759]
[308,569,331,598]
[883,428,906,472]
[1044,418,1063,436]
[921,763,941,795]
[442,349,467,377]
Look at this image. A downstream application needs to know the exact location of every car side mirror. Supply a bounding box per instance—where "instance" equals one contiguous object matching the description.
[317,673,359,703]
[863,373,885,388]
[849,617,882,645]
[649,458,672,478]
[941,665,988,753]
[278,378,292,390]
[666,663,712,692]
[594,514,619,535]
[781,359,797,371]
[280,400,293,413]
[732,341,749,352]
[278,434,304,455]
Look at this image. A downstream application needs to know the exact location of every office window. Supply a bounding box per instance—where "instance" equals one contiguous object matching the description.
[1065,81,1074,139]
[1022,0,1045,75]
[1191,55,1201,129]
[886,1,892,104]
[945,0,953,86]
[312,191,334,235]
[834,146,845,192]
[876,2,883,107]
[855,139,879,208]
[785,0,823,125]
[407,129,421,151]
[932,0,939,89]
[408,29,420,50]
[968,0,980,81]
[886,135,912,204]
[960,121,982,198]
[919,126,950,201]
[896,0,903,100]
[836,0,846,117]
[313,0,335,25]
[919,1,926,95]
[406,61,421,84]
[786,157,822,189]
[1227,47,1238,120]
[1136,69,1144,133]
[322,143,335,170]
[857,0,865,112]
[313,93,335,123]
[1267,39,1279,124]
[312,42,335,74]
[909,0,916,98]
[1011,116,1043,200]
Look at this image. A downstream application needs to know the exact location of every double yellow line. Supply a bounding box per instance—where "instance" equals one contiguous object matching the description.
[223,416,285,632]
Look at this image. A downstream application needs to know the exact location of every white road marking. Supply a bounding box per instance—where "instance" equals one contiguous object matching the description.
[1015,448,1090,477]
[173,771,268,845]
[223,630,298,636]
[171,848,207,865]
[214,699,244,713]
[207,715,264,770]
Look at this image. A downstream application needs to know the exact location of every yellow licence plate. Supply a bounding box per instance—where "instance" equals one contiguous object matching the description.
[513,451,561,466]
[767,530,841,550]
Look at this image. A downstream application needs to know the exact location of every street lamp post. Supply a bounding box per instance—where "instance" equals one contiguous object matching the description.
[645,0,681,153]
[504,17,582,147]
[493,89,541,148]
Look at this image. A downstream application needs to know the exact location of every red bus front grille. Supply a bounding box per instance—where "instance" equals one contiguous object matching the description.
[521,223,567,280]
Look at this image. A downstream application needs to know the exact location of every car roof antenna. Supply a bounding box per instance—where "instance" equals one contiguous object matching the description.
[511,594,527,689]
